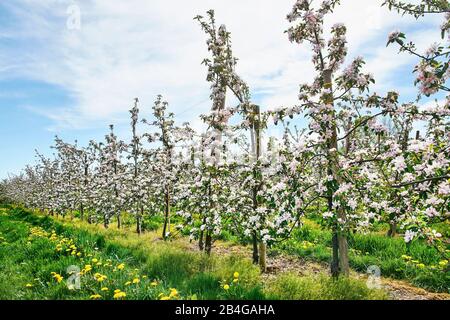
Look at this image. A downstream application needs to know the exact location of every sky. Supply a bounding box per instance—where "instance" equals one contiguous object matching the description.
[0,0,446,179]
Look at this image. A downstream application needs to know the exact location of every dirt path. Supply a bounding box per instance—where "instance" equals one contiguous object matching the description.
[211,242,450,300]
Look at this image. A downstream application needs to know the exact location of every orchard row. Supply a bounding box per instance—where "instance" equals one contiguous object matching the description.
[2,0,449,275]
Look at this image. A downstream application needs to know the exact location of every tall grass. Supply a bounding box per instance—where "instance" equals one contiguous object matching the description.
[266,273,388,300]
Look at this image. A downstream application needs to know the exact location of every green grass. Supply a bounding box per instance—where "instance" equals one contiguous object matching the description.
[0,206,389,300]
[276,219,450,293]
[266,273,388,300]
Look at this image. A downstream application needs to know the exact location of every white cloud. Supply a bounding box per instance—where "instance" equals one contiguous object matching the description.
[2,0,445,131]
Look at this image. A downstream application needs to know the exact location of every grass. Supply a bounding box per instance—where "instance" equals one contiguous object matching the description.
[0,205,388,300]
[266,273,388,300]
[276,219,450,293]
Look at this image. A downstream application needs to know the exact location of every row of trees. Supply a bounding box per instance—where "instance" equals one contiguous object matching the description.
[2,0,449,276]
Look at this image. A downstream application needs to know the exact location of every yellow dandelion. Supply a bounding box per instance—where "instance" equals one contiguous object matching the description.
[169,288,178,298]
[438,260,448,267]
[94,273,107,282]
[132,278,140,284]
[52,273,63,283]
[90,294,101,300]
[101,287,109,291]
[117,263,125,270]
[25,283,33,288]
[233,272,239,278]
[84,265,92,273]
[223,284,230,290]
[113,291,126,300]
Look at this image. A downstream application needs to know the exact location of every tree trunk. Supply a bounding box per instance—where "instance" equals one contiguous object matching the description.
[80,203,84,220]
[324,69,349,277]
[337,234,349,276]
[259,242,267,273]
[252,232,259,264]
[331,231,340,278]
[252,105,267,272]
[136,215,141,234]
[199,217,206,251]
[162,186,170,240]
[81,159,88,221]
[387,221,397,237]
[205,232,212,255]
[117,212,121,229]
[136,206,143,234]
[330,194,340,278]
[199,230,204,251]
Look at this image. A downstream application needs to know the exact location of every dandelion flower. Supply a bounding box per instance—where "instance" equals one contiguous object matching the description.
[113,291,126,300]
[25,283,33,288]
[223,284,230,290]
[233,272,239,278]
[52,273,63,283]
[439,260,448,267]
[90,294,101,300]
[169,288,178,298]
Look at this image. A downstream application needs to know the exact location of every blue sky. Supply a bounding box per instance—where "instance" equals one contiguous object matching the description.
[0,0,446,179]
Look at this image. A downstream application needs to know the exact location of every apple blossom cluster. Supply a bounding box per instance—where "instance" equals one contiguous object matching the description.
[385,0,449,98]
